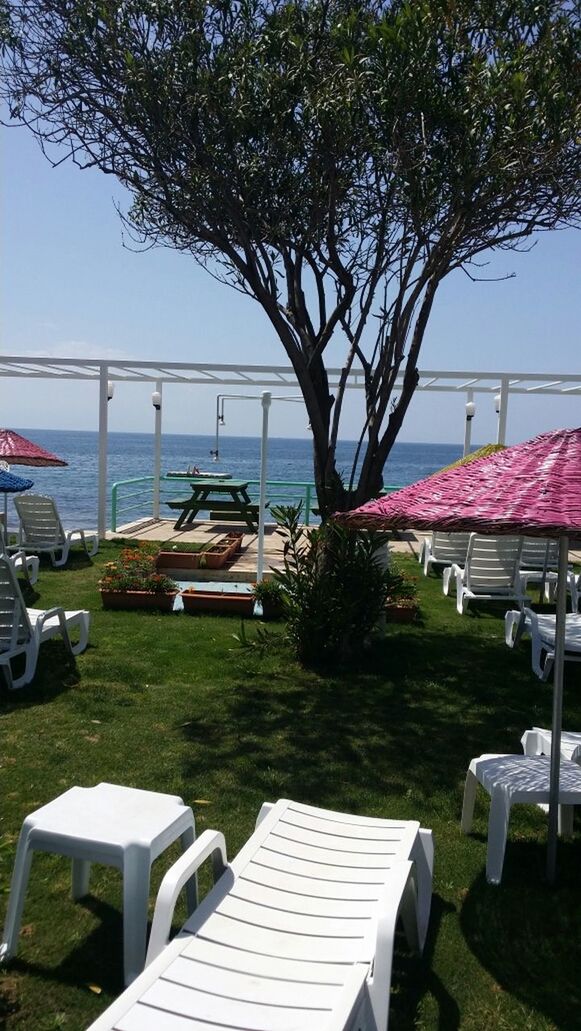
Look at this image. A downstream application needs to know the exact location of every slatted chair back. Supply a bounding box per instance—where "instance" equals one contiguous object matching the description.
[0,557,32,655]
[14,494,63,548]
[521,537,559,571]
[430,532,471,566]
[465,534,523,593]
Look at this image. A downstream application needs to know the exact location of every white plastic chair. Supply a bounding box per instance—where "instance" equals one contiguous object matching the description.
[0,783,196,987]
[521,727,581,764]
[461,753,581,883]
[505,607,581,680]
[519,536,577,606]
[87,798,434,1031]
[13,494,98,567]
[419,531,471,577]
[443,534,528,614]
[0,522,39,586]
[0,556,90,690]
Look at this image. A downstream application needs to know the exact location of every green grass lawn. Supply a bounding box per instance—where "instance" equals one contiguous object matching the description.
[1,541,581,1030]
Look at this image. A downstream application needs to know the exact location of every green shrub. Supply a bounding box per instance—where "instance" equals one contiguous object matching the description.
[271,505,392,665]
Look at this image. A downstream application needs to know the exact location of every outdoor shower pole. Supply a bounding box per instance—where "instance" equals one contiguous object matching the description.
[152,380,162,520]
[97,365,109,539]
[256,391,271,582]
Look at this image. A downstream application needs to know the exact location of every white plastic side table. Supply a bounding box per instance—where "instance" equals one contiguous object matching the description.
[0,783,196,984]
[460,753,581,884]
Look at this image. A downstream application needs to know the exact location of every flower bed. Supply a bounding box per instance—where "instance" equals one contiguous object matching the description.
[99,545,178,611]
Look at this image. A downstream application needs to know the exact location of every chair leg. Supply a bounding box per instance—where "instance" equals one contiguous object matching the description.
[72,859,91,900]
[68,613,90,656]
[180,825,197,915]
[409,828,434,952]
[486,787,511,885]
[52,542,70,567]
[558,805,574,838]
[122,846,152,986]
[0,823,35,961]
[460,768,478,834]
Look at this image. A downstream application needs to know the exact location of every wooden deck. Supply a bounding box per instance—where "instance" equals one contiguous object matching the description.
[107,518,422,580]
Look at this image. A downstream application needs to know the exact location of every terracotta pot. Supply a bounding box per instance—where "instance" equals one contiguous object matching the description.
[223,533,243,557]
[100,589,179,612]
[384,602,418,623]
[156,550,202,570]
[181,590,255,617]
[200,546,231,570]
[258,598,285,621]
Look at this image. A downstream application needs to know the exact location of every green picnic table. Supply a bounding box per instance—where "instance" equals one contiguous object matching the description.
[166,478,261,532]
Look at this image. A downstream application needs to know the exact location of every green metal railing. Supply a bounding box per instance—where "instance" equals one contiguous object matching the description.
[110,475,399,532]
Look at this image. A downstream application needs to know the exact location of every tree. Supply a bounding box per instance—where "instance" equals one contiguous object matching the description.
[2,1,579,515]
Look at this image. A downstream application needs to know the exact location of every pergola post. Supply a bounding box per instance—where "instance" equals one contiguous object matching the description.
[463,391,475,457]
[497,376,509,445]
[97,365,109,539]
[152,381,162,520]
[256,391,271,582]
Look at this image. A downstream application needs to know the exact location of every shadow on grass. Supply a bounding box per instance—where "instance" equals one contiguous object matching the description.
[5,896,125,999]
[179,625,581,807]
[0,641,81,710]
[460,843,581,1028]
[392,893,460,1030]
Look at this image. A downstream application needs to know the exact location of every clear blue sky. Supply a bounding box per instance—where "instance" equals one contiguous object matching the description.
[2,124,580,446]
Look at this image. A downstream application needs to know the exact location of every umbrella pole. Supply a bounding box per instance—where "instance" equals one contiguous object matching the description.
[546,534,569,884]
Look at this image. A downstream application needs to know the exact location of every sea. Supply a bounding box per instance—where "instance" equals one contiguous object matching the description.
[5,429,467,529]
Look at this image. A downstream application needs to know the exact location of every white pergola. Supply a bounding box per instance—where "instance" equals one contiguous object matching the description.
[2,355,581,539]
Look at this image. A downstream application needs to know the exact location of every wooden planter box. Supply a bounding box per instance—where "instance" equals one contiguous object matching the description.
[181,589,255,617]
[100,589,179,612]
[156,550,203,571]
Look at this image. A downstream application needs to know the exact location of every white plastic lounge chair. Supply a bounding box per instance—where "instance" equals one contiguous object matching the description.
[0,523,39,586]
[88,798,434,1031]
[519,536,577,606]
[505,607,581,680]
[419,531,471,577]
[0,556,90,690]
[521,726,581,763]
[13,494,98,568]
[521,727,581,834]
[443,533,528,614]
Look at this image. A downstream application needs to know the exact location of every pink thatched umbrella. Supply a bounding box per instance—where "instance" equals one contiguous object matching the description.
[0,429,67,468]
[339,427,581,882]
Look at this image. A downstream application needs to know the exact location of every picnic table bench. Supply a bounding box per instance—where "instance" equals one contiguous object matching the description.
[167,479,261,532]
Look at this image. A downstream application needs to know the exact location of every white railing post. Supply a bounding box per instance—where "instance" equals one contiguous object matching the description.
[98,365,109,538]
[256,391,271,582]
[152,381,162,520]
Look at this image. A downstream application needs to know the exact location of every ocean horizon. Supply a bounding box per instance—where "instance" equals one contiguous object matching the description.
[6,428,472,530]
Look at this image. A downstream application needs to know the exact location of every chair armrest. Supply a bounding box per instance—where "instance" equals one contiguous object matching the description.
[146,830,227,966]
[33,606,68,637]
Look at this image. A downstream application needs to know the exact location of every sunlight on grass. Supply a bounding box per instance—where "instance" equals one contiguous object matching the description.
[1,541,580,1029]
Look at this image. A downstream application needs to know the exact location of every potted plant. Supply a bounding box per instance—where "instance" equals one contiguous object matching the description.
[99,546,179,611]
[384,567,419,623]
[181,587,255,616]
[252,579,285,621]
